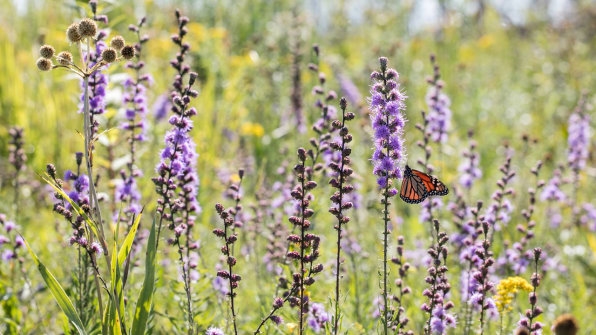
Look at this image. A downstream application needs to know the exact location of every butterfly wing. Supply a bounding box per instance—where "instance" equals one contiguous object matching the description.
[400,165,448,204]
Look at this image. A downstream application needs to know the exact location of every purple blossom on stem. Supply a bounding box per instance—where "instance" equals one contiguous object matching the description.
[567,96,591,172]
[370,57,407,190]
[580,203,596,232]
[466,218,499,334]
[425,55,451,144]
[0,214,22,264]
[151,11,200,334]
[115,18,151,223]
[540,167,566,202]
[80,35,109,140]
[422,220,456,335]
[369,57,407,335]
[307,303,330,333]
[335,71,362,107]
[497,161,544,275]
[484,150,515,234]
[458,130,482,189]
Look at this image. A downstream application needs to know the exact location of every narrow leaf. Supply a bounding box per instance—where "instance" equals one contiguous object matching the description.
[22,236,88,335]
[131,217,157,335]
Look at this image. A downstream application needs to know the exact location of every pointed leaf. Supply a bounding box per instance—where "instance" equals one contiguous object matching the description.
[131,217,157,335]
[22,236,88,335]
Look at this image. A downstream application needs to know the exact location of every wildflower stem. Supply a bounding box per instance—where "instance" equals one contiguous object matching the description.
[299,168,307,334]
[382,189,390,335]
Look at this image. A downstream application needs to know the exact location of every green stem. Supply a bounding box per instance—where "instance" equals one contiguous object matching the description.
[382,190,390,335]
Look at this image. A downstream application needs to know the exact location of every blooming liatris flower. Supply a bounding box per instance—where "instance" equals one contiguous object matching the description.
[458,131,481,189]
[205,326,224,335]
[307,303,331,333]
[493,276,533,313]
[425,55,451,143]
[567,97,591,172]
[369,57,407,191]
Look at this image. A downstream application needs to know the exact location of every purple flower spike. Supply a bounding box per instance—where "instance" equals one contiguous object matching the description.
[369,57,407,192]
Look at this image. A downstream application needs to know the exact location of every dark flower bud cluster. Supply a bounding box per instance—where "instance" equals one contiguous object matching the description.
[467,215,499,332]
[8,126,27,175]
[389,236,413,334]
[47,154,102,255]
[213,172,245,302]
[286,148,323,332]
[519,248,544,334]
[328,97,356,332]
[421,220,456,334]
[307,45,339,176]
[484,149,515,236]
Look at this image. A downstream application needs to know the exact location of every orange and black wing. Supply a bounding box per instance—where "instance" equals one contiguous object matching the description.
[400,165,448,204]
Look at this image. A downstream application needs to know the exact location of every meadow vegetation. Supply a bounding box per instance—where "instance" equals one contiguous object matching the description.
[0,0,594,334]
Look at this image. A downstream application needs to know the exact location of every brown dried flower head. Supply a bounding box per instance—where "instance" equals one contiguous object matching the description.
[101,47,117,63]
[552,314,579,335]
[120,45,135,60]
[39,45,55,59]
[78,18,97,39]
[110,36,125,51]
[66,23,82,43]
[36,57,53,71]
[56,51,73,66]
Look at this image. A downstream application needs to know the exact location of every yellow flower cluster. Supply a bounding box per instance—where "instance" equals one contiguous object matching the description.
[493,276,534,313]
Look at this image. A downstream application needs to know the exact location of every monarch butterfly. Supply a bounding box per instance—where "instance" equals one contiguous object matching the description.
[399,165,449,204]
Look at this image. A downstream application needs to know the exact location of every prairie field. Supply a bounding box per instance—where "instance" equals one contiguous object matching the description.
[0,1,595,334]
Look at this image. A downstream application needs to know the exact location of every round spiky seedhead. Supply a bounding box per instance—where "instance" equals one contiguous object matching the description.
[101,47,117,63]
[553,314,579,335]
[56,51,73,66]
[110,35,125,51]
[36,57,53,71]
[78,18,97,39]
[40,45,55,59]
[121,45,135,60]
[66,23,82,43]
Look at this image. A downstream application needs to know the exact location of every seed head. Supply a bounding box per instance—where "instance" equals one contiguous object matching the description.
[39,45,55,59]
[66,23,82,43]
[78,18,97,39]
[36,57,53,71]
[56,51,73,66]
[101,47,117,63]
[552,314,579,335]
[110,35,125,51]
[121,45,135,60]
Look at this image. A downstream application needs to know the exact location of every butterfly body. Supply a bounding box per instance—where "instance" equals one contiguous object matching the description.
[399,165,448,204]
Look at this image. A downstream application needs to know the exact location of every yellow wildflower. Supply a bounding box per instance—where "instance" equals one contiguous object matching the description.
[493,276,533,313]
[286,322,298,333]
[240,122,265,137]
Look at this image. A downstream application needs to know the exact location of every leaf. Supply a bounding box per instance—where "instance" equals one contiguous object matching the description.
[22,235,88,335]
[118,210,143,268]
[131,216,157,335]
[41,174,101,242]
